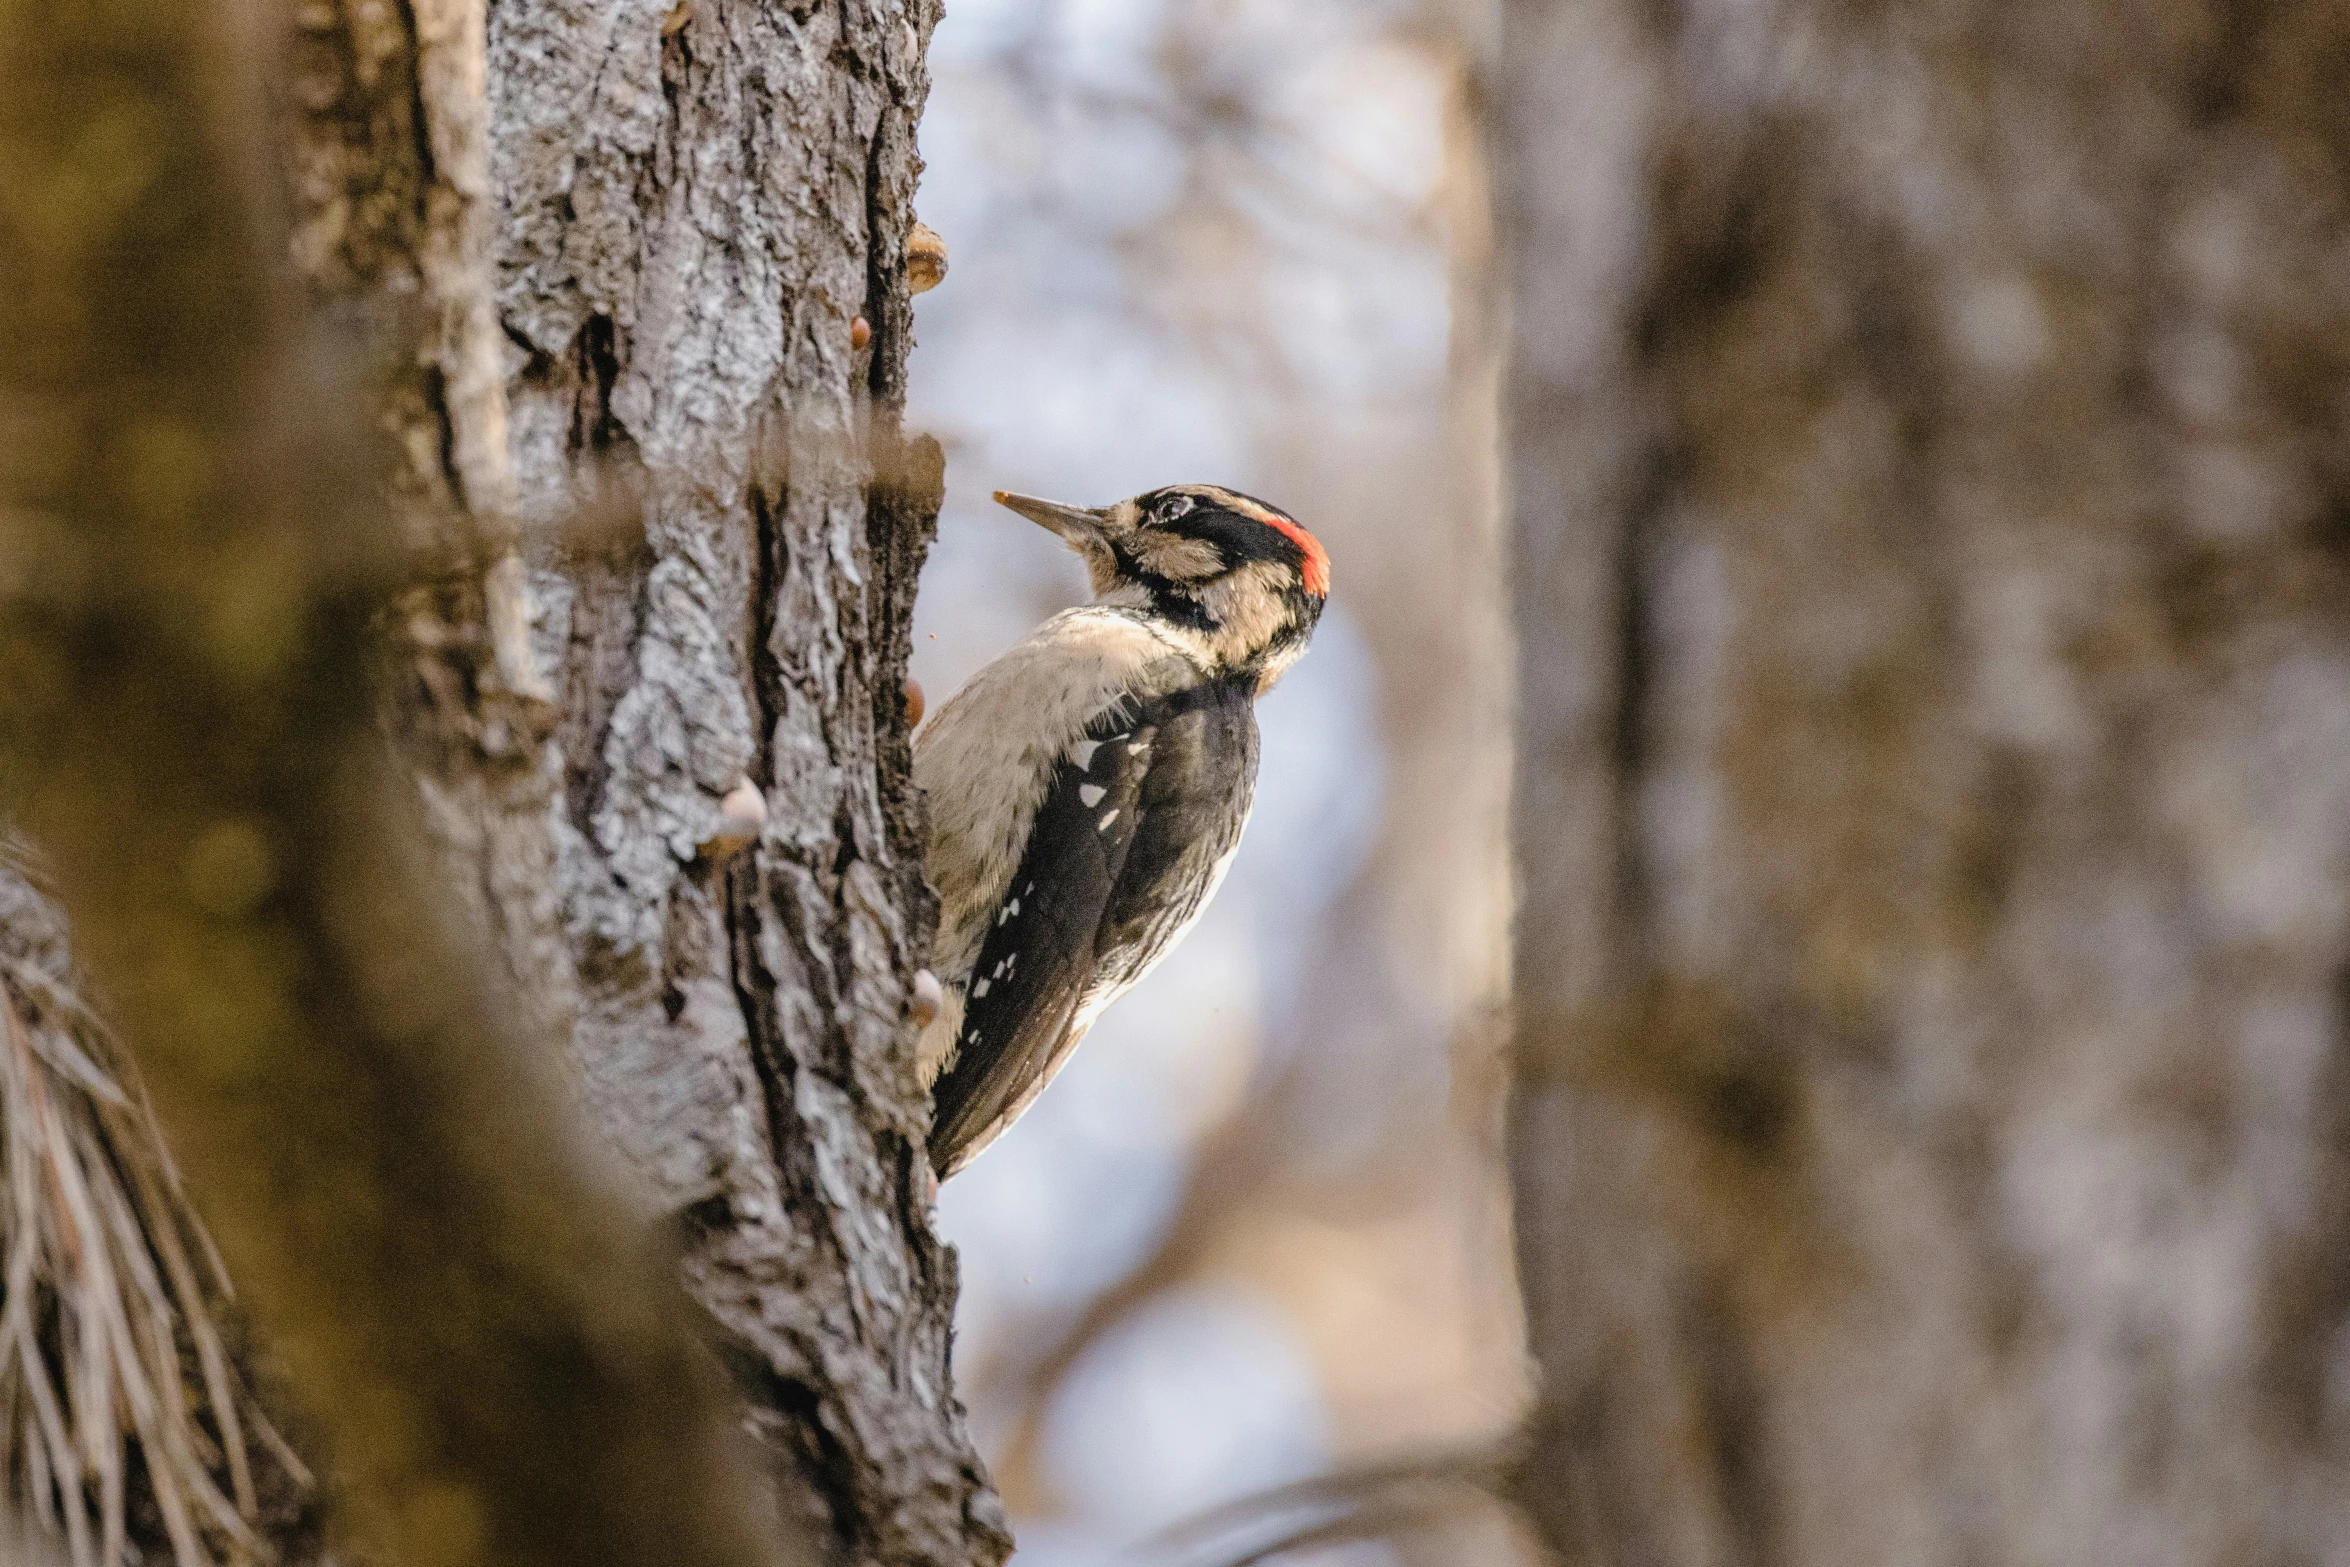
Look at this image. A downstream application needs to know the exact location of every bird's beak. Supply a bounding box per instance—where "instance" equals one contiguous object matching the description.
[993,490,1109,546]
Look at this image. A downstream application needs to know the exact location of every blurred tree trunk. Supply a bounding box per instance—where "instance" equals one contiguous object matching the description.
[0,0,1005,1558]
[1502,2,2350,1563]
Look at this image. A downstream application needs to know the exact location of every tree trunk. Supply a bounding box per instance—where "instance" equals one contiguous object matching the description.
[1503,2,2350,1563]
[296,0,1007,1553]
[0,0,787,1562]
[2,0,1005,1557]
[478,0,1004,1555]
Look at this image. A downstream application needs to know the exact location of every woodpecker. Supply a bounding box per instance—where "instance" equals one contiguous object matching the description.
[914,483,1331,1178]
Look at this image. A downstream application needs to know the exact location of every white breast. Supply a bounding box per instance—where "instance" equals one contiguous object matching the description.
[914,607,1196,994]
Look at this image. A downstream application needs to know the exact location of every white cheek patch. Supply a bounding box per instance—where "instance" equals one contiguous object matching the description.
[1142,533,1224,581]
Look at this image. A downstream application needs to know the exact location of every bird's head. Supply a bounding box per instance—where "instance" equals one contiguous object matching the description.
[994,483,1330,688]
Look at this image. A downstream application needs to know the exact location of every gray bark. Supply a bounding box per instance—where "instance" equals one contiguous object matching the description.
[288,0,1007,1553]
[0,0,1004,1556]
[481,1,1003,1556]
[1503,2,2350,1564]
[0,0,785,1559]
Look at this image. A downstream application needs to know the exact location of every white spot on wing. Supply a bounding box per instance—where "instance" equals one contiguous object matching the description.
[1098,810,1120,830]
[1070,739,1101,768]
[973,978,992,997]
[1078,783,1106,807]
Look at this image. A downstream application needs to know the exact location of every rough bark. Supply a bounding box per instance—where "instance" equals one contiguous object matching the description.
[0,0,782,1561]
[1502,2,2350,1564]
[293,0,1005,1550]
[3,0,1002,1555]
[480,0,1005,1558]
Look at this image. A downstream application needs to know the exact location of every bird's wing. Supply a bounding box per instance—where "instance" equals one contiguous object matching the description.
[928,681,1259,1176]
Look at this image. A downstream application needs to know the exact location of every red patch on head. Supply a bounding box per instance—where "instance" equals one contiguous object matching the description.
[1229,497,1331,598]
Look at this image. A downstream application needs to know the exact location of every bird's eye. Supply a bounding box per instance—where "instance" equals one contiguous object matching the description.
[1156,494,1195,522]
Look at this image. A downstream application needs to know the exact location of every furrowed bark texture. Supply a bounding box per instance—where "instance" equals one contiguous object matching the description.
[5,0,997,1553]
[1502,2,2350,1564]
[480,0,1006,1559]
[0,0,784,1560]
[294,0,1002,1550]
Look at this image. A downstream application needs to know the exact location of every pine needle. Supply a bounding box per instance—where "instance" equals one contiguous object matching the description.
[0,845,305,1565]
